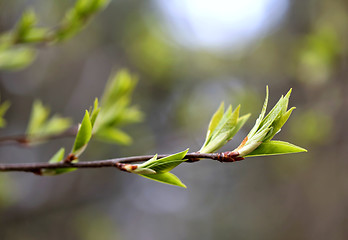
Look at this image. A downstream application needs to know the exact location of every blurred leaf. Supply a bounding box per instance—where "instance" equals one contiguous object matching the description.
[56,0,110,41]
[26,100,71,136]
[0,100,10,128]
[89,98,100,127]
[72,110,92,156]
[100,69,137,112]
[40,115,72,135]
[139,172,187,188]
[0,47,36,70]
[26,100,50,135]
[93,70,143,145]
[95,127,132,145]
[245,141,307,157]
[14,9,37,42]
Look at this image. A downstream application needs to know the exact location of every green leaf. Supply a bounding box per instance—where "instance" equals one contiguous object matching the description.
[263,107,295,142]
[0,47,36,70]
[229,113,251,137]
[15,9,37,41]
[146,160,186,174]
[245,140,307,157]
[89,98,100,127]
[48,148,65,163]
[0,100,10,128]
[26,100,50,135]
[139,172,187,188]
[26,100,71,136]
[248,86,269,138]
[140,149,189,170]
[207,102,224,139]
[95,127,132,145]
[43,148,77,175]
[72,110,92,156]
[40,115,72,135]
[100,70,137,110]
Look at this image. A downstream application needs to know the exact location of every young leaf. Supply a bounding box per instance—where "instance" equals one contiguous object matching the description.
[48,148,65,163]
[140,149,189,169]
[0,47,36,70]
[207,102,225,139]
[40,115,72,135]
[229,113,251,137]
[235,87,306,157]
[200,103,249,153]
[0,100,10,128]
[72,110,92,156]
[245,140,307,157]
[15,9,37,42]
[139,172,187,188]
[89,98,100,127]
[95,127,132,145]
[26,100,71,137]
[26,100,50,135]
[146,160,186,174]
[247,86,269,138]
[42,148,77,176]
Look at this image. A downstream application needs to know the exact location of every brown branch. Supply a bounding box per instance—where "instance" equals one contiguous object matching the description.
[0,151,244,174]
[0,126,78,146]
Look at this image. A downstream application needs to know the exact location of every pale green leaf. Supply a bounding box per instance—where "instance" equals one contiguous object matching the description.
[41,115,72,135]
[229,113,251,137]
[95,127,132,145]
[101,70,137,110]
[141,149,189,169]
[210,105,232,139]
[43,148,77,175]
[263,107,295,142]
[245,140,307,157]
[146,160,186,173]
[72,110,92,156]
[89,98,100,127]
[207,102,224,139]
[26,100,50,135]
[16,9,37,40]
[200,131,230,153]
[48,148,65,163]
[248,86,269,137]
[0,100,10,128]
[139,172,187,188]
[0,47,36,70]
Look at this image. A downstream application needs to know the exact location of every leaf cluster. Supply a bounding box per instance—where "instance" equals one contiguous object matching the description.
[234,87,306,157]
[26,100,72,140]
[40,70,142,175]
[199,103,250,153]
[0,0,109,70]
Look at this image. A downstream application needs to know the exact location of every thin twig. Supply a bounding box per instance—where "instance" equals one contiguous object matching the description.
[0,152,244,174]
[0,126,78,146]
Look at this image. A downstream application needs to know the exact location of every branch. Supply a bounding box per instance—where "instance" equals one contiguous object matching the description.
[0,151,244,174]
[0,126,78,146]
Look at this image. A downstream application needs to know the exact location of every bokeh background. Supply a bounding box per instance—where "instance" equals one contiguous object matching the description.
[1,0,348,239]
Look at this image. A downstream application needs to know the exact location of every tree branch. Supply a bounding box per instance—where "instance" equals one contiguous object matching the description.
[0,126,78,146]
[0,151,244,174]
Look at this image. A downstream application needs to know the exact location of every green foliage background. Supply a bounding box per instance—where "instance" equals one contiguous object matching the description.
[0,0,347,239]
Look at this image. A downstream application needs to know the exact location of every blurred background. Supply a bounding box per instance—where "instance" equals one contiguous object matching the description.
[0,0,347,239]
